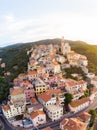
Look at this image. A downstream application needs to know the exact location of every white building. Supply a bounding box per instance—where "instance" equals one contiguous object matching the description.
[69,97,90,113]
[46,105,63,121]
[2,104,25,119]
[30,111,46,126]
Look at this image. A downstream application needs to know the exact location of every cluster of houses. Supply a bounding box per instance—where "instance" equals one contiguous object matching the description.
[2,37,97,130]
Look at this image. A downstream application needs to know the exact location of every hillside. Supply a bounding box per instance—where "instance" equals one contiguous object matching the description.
[0,38,97,102]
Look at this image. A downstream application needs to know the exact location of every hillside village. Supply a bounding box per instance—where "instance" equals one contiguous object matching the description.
[2,37,97,130]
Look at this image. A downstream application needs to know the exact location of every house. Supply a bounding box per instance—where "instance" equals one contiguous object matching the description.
[90,87,97,98]
[90,76,97,88]
[69,97,90,113]
[65,79,87,100]
[52,61,61,74]
[30,110,46,126]
[27,103,43,114]
[27,71,38,81]
[38,92,56,108]
[67,51,80,66]
[86,73,95,79]
[46,105,63,121]
[30,97,38,105]
[38,89,62,108]
[60,118,87,130]
[18,73,27,80]
[55,54,66,64]
[37,67,46,75]
[10,87,26,108]
[77,112,91,126]
[2,103,26,119]
[78,55,88,67]
[20,80,35,99]
[33,78,47,95]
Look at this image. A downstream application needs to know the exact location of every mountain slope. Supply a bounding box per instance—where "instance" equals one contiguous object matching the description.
[0,38,97,102]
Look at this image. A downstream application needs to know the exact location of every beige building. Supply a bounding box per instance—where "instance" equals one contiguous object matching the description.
[46,105,63,121]
[10,87,26,108]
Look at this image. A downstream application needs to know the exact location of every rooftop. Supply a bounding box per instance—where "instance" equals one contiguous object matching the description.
[61,118,87,130]
[70,97,89,107]
[10,88,24,96]
[30,110,45,119]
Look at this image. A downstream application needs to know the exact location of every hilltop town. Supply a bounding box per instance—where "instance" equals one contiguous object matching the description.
[1,37,97,130]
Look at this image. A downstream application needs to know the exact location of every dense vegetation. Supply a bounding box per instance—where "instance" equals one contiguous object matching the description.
[0,38,97,103]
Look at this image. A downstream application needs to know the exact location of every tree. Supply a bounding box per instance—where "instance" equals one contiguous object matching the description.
[89,109,97,127]
[64,93,73,105]
[84,89,90,97]
[89,109,96,117]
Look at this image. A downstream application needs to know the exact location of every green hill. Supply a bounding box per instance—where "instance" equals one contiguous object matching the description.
[0,38,97,102]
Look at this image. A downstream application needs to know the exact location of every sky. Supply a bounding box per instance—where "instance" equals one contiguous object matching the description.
[0,0,97,47]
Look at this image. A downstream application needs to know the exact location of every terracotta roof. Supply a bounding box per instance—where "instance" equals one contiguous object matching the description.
[46,89,61,95]
[61,118,87,130]
[39,93,51,102]
[70,97,89,108]
[43,127,52,130]
[77,112,91,122]
[42,73,49,78]
[30,98,38,104]
[53,61,59,66]
[28,71,37,75]
[21,80,31,87]
[78,80,86,85]
[30,110,45,119]
[10,88,24,96]
[2,105,10,111]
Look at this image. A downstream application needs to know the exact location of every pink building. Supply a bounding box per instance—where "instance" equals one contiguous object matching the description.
[21,80,35,99]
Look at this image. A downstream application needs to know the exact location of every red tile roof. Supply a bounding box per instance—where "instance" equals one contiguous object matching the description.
[30,111,45,119]
[70,97,89,107]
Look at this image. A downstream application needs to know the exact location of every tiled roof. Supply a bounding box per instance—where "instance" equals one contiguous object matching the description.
[53,61,59,66]
[30,110,45,119]
[2,105,10,111]
[46,89,61,95]
[28,71,37,75]
[77,112,91,122]
[70,97,89,108]
[61,118,87,130]
[39,93,51,103]
[10,88,24,96]
[30,98,38,104]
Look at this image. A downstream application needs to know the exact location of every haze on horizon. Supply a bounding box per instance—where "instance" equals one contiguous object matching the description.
[0,0,97,47]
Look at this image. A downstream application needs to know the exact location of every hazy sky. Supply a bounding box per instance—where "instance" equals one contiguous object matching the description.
[0,0,97,47]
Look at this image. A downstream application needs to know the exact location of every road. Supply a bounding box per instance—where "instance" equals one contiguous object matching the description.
[85,97,97,112]
[1,97,97,130]
[0,104,16,130]
[0,115,16,130]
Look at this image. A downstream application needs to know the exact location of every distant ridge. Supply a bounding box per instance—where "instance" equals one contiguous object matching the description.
[0,38,97,76]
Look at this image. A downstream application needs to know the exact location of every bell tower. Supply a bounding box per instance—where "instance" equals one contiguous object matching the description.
[61,36,65,54]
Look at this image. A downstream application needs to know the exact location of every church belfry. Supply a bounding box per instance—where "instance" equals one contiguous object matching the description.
[61,37,71,55]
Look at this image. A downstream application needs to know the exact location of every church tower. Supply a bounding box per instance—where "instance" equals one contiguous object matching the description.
[61,37,71,55]
[61,36,65,54]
